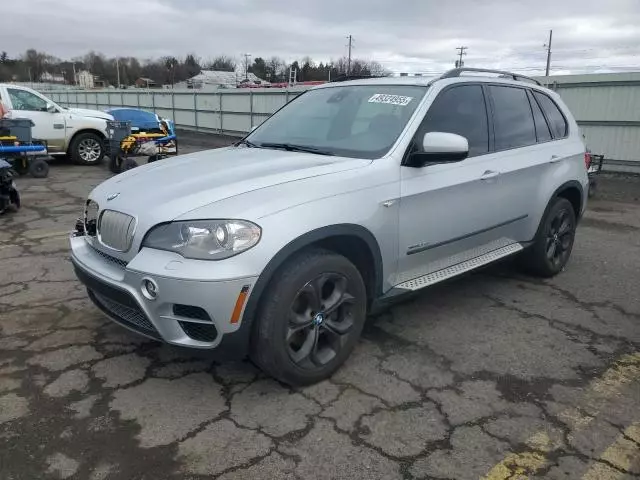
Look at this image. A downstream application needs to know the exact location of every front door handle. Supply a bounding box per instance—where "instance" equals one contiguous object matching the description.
[480,170,501,180]
[550,155,562,163]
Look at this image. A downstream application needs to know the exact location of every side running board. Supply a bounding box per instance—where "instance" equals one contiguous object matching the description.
[395,243,524,291]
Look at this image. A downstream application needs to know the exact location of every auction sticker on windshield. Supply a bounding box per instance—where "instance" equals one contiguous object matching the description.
[368,94,413,106]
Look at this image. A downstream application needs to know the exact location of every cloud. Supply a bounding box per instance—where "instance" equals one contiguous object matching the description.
[4,0,640,75]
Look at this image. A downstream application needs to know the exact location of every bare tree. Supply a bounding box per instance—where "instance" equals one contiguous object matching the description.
[205,56,237,72]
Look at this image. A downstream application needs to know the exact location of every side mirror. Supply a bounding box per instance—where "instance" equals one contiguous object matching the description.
[406,132,469,168]
[46,103,57,113]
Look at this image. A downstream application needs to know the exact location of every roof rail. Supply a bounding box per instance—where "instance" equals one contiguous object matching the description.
[440,68,542,86]
[330,74,387,83]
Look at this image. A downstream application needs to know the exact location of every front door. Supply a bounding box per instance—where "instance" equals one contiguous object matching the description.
[5,87,66,152]
[396,84,510,285]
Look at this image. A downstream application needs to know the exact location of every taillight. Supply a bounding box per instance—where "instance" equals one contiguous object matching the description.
[584,152,592,169]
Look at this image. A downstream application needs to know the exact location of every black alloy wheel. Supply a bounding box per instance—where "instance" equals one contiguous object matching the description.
[521,197,577,278]
[545,206,574,270]
[251,249,367,386]
[286,272,356,368]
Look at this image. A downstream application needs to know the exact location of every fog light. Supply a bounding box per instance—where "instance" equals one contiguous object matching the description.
[141,278,159,300]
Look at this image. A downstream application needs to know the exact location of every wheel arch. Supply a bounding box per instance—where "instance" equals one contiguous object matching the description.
[233,224,384,353]
[553,180,584,220]
[533,180,584,241]
[66,129,106,154]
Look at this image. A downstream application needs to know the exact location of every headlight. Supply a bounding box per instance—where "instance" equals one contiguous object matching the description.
[142,220,261,260]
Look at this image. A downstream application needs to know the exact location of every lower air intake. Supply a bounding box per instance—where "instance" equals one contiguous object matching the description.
[179,322,218,342]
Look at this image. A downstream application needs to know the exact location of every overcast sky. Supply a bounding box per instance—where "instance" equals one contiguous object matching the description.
[6,0,640,75]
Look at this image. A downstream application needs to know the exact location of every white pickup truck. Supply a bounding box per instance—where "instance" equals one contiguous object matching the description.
[0,84,113,165]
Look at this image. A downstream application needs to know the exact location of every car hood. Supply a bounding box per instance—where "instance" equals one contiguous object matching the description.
[66,107,114,121]
[90,147,370,227]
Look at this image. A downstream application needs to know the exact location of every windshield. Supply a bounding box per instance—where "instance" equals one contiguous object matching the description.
[246,84,428,159]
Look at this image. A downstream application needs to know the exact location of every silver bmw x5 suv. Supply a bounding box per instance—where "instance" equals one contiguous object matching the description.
[70,68,589,386]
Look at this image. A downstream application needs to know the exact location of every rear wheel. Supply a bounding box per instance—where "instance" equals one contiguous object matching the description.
[12,158,29,176]
[521,197,576,277]
[251,249,367,386]
[108,155,123,174]
[29,158,49,178]
[70,132,105,165]
[122,158,138,171]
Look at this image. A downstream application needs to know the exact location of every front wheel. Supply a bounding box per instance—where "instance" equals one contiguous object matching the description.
[69,132,105,165]
[520,197,577,277]
[251,249,367,386]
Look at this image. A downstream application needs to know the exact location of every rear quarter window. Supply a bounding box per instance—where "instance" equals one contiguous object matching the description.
[532,91,569,139]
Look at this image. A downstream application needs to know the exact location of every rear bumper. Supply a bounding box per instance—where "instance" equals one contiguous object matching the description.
[70,235,258,356]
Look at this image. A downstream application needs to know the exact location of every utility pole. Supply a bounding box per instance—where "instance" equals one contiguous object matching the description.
[455,46,467,68]
[243,53,251,80]
[347,35,353,75]
[116,57,121,88]
[72,63,77,86]
[544,29,553,77]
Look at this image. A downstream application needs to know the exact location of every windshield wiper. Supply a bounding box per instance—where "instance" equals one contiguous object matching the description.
[236,139,259,148]
[259,142,335,156]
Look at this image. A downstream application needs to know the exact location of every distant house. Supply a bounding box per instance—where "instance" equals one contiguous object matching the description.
[135,77,157,88]
[75,70,95,89]
[40,72,66,84]
[185,70,268,89]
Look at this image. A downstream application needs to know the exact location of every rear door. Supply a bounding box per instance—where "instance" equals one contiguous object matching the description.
[5,87,66,152]
[484,84,560,243]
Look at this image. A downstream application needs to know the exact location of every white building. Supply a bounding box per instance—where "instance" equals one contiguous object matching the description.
[75,70,95,89]
[39,72,65,83]
[185,70,268,90]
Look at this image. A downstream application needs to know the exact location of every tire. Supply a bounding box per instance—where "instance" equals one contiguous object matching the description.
[29,158,49,178]
[10,188,20,209]
[108,155,123,174]
[69,132,105,165]
[251,249,367,386]
[520,197,577,278]
[122,158,138,171]
[13,158,29,176]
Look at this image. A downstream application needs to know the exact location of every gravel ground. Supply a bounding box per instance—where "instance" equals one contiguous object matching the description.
[1,139,639,479]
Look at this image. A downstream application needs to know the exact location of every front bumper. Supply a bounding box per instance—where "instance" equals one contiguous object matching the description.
[70,235,258,353]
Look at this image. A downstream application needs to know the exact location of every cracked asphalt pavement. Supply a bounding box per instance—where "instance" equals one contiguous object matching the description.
[1,139,639,479]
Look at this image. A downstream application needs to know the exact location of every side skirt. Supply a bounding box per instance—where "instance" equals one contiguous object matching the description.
[388,243,524,294]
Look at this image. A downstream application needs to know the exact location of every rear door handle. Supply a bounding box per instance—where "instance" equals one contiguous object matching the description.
[550,155,562,163]
[480,170,501,180]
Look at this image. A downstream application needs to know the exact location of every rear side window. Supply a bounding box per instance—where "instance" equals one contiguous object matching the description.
[533,91,568,139]
[489,86,536,150]
[419,85,489,157]
[527,91,552,143]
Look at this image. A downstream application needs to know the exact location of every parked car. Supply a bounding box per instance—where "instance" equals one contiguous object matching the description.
[0,84,112,165]
[70,68,589,386]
